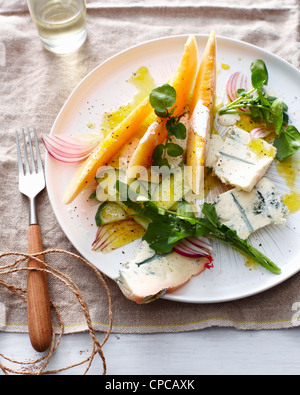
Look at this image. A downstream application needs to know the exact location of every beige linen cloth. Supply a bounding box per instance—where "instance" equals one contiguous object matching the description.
[0,0,300,334]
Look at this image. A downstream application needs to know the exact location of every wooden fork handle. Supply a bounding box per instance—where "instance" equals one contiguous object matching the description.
[27,224,52,352]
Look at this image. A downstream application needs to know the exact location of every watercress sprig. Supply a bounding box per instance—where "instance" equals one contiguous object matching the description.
[219,59,300,161]
[116,180,281,275]
[149,84,186,168]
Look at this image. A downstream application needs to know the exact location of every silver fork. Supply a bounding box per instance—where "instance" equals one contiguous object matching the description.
[16,128,52,352]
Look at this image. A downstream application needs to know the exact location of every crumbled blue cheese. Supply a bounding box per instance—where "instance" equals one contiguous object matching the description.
[213,126,277,192]
[213,177,289,239]
[216,112,240,127]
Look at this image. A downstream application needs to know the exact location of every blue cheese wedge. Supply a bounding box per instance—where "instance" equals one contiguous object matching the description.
[213,177,289,239]
[205,133,224,168]
[213,126,277,192]
[116,241,207,303]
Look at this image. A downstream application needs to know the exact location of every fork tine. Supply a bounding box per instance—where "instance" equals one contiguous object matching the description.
[21,128,30,175]
[27,128,36,174]
[15,130,24,176]
[33,128,44,173]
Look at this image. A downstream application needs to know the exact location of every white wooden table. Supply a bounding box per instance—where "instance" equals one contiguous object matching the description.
[1,328,300,375]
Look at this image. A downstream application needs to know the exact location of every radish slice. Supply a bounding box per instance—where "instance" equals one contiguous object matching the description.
[174,236,214,268]
[250,127,273,140]
[226,71,249,111]
[186,236,213,251]
[42,135,98,163]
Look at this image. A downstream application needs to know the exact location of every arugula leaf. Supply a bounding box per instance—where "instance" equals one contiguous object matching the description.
[201,202,219,228]
[175,200,196,219]
[200,205,281,274]
[156,202,281,274]
[146,221,179,253]
[138,201,195,253]
[273,126,300,161]
[116,183,281,274]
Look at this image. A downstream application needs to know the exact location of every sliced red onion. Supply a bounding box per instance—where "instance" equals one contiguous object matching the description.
[178,239,211,256]
[174,236,214,268]
[42,134,98,163]
[204,261,214,270]
[226,71,249,111]
[186,236,213,251]
[250,127,273,140]
[92,225,106,251]
[92,224,119,252]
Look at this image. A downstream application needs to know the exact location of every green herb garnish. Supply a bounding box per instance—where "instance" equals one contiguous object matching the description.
[273,126,300,162]
[219,59,300,161]
[149,84,186,168]
[116,180,281,275]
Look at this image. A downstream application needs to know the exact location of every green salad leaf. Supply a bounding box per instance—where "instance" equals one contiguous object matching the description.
[149,83,187,168]
[116,180,281,274]
[273,126,300,161]
[149,83,176,114]
[218,59,300,161]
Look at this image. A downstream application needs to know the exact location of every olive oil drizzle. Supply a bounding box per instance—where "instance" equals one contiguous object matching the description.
[101,66,156,137]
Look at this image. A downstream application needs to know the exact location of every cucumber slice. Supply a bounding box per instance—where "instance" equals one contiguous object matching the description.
[152,167,187,209]
[137,180,159,197]
[95,202,128,226]
[128,179,149,201]
[133,215,152,230]
[171,200,195,218]
[95,168,126,202]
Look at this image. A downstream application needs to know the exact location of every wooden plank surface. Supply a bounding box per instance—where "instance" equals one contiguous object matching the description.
[1,328,300,375]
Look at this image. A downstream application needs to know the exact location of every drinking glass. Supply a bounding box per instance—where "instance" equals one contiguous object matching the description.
[27,0,87,54]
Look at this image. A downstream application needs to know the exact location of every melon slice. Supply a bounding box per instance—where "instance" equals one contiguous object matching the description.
[63,96,154,204]
[126,35,199,179]
[186,31,217,195]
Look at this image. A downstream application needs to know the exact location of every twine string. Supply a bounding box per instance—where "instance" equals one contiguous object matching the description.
[0,249,113,375]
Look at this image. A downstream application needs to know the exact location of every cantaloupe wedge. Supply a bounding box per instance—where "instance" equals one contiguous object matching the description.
[186,31,217,195]
[126,35,199,180]
[63,97,154,204]
[126,121,163,178]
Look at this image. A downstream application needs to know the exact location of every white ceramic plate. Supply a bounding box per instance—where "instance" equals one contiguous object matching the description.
[45,35,300,303]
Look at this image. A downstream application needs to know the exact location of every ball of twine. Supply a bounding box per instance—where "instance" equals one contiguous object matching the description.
[0,249,113,375]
